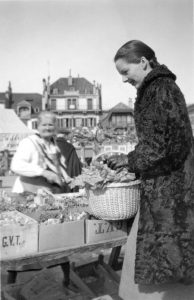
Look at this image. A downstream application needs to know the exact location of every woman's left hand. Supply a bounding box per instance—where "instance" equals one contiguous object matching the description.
[106,154,129,170]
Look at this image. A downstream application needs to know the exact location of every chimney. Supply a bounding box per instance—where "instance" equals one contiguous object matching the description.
[42,78,46,94]
[42,78,47,110]
[42,77,50,110]
[46,76,50,110]
[68,69,72,86]
[5,81,13,108]
[93,80,96,94]
[97,83,102,112]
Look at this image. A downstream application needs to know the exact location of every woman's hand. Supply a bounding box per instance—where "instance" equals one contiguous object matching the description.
[65,176,73,184]
[106,154,129,170]
[41,170,62,186]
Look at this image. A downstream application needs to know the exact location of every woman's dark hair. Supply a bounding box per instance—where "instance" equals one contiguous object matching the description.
[114,40,160,68]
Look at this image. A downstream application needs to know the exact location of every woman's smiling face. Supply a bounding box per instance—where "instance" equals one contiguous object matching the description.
[38,115,56,140]
[115,58,147,89]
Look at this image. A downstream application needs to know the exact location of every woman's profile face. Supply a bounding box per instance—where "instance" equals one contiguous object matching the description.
[115,58,147,89]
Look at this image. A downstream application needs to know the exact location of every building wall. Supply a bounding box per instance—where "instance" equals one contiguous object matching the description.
[27,114,100,131]
[27,118,38,131]
[189,111,194,135]
[47,77,102,130]
[0,103,5,109]
[50,94,99,111]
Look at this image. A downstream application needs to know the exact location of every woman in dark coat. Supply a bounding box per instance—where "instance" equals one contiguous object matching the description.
[107,40,194,299]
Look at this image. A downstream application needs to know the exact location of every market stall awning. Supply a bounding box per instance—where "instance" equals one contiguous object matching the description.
[0,109,32,151]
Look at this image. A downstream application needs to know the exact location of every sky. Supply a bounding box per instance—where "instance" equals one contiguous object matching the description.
[0,0,193,109]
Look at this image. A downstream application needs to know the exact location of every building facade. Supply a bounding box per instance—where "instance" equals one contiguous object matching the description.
[100,102,134,131]
[11,93,42,130]
[44,73,103,130]
[187,103,194,135]
[0,84,42,130]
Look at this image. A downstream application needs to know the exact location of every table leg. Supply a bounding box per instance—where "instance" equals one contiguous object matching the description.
[7,270,17,284]
[108,246,122,270]
[60,261,70,286]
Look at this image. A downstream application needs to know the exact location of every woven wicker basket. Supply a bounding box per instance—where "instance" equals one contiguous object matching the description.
[87,180,140,220]
[88,151,141,220]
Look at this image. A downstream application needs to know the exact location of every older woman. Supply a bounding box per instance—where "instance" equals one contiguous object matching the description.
[107,40,194,299]
[11,111,71,194]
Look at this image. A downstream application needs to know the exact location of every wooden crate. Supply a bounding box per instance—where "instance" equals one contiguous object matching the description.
[0,211,38,260]
[39,220,85,252]
[85,220,127,244]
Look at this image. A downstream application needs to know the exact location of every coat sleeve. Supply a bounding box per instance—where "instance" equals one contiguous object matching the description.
[11,138,45,176]
[127,80,192,176]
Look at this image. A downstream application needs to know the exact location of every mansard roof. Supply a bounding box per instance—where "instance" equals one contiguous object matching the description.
[50,77,94,95]
[12,93,42,109]
[110,102,134,113]
[100,102,134,126]
[187,103,194,113]
[16,100,32,107]
[0,93,42,110]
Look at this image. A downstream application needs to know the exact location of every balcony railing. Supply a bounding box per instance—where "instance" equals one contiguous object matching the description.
[51,105,101,111]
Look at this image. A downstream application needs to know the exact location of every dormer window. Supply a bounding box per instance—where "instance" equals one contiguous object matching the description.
[34,107,40,113]
[18,106,31,118]
[53,88,58,95]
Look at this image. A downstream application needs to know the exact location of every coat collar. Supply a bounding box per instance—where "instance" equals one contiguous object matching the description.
[137,64,176,98]
[35,132,56,145]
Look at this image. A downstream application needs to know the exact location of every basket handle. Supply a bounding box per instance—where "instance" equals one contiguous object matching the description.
[92,150,127,163]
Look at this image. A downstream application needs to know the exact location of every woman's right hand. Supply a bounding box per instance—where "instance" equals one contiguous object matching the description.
[41,170,62,186]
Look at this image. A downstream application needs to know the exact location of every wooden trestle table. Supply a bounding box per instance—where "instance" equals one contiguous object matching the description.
[1,236,127,286]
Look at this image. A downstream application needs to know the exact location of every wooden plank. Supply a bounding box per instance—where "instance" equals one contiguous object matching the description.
[70,269,96,298]
[92,264,119,297]
[1,237,127,270]
[98,264,120,284]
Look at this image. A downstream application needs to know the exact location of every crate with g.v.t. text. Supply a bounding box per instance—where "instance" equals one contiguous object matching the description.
[0,210,38,259]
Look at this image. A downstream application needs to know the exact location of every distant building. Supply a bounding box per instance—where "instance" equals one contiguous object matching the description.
[12,93,42,116]
[187,103,194,135]
[1,79,135,137]
[12,93,42,130]
[0,82,13,109]
[128,97,134,109]
[0,84,42,130]
[46,71,103,129]
[0,95,5,109]
[100,102,134,131]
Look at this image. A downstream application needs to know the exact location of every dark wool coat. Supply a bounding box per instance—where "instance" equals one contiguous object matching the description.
[57,137,82,193]
[127,65,194,285]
